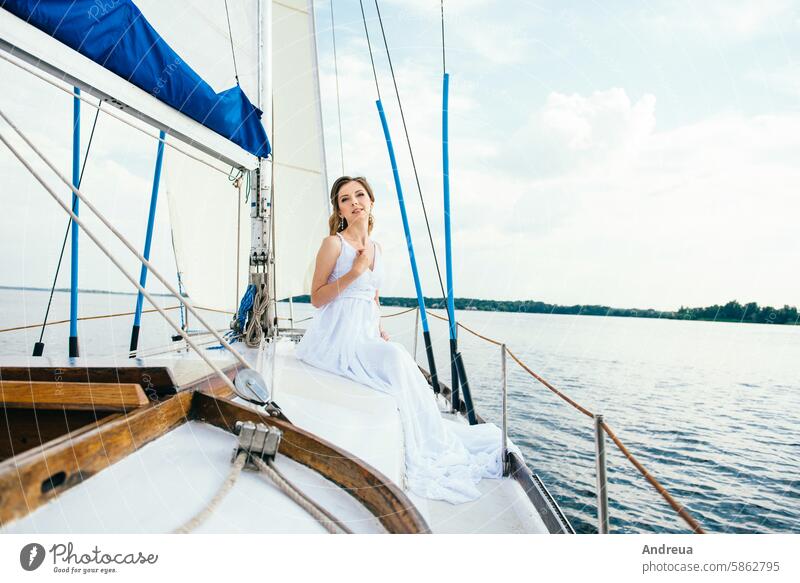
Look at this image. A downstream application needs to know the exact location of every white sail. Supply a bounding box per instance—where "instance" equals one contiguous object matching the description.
[140,0,260,312]
[272,0,330,302]
[160,0,328,311]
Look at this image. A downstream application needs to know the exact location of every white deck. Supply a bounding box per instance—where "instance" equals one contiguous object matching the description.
[269,338,549,534]
[3,338,550,534]
[2,421,385,534]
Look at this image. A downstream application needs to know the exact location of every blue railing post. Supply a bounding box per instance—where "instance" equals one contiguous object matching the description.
[129,130,166,355]
[376,99,440,394]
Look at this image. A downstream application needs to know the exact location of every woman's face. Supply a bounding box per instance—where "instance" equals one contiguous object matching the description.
[337,180,372,225]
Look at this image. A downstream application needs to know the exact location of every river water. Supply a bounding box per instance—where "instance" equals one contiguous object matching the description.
[1,288,798,534]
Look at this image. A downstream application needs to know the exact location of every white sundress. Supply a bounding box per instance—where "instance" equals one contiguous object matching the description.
[295,232,513,504]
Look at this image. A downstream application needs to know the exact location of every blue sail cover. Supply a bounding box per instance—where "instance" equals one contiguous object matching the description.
[2,0,271,158]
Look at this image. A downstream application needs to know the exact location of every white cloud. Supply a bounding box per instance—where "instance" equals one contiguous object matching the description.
[500,89,800,309]
[744,62,800,99]
[638,0,795,42]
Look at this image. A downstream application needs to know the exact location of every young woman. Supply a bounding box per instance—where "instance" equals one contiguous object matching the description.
[296,176,514,504]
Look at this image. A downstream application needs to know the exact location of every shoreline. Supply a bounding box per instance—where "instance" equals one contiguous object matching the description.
[3,286,796,326]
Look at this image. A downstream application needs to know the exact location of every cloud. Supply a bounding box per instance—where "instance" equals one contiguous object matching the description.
[637,0,795,42]
[499,88,800,309]
[744,63,800,99]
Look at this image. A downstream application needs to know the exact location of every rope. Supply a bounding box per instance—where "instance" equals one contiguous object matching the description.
[172,452,353,534]
[0,106,253,371]
[600,421,706,534]
[0,306,181,335]
[505,346,595,419]
[36,101,102,351]
[196,306,236,315]
[245,285,269,347]
[421,309,705,533]
[0,52,233,177]
[380,306,417,319]
[172,451,247,533]
[0,108,244,395]
[330,0,345,174]
[223,0,240,86]
[252,457,352,534]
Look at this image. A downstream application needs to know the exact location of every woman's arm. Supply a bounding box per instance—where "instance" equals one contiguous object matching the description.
[310,236,361,308]
[375,289,390,341]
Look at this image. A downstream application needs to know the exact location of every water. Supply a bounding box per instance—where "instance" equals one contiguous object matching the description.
[2,288,798,534]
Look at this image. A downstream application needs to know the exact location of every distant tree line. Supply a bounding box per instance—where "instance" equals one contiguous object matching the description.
[290,295,798,326]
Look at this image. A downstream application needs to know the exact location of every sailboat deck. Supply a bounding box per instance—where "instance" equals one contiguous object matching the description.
[270,339,550,534]
[1,421,385,534]
[1,340,551,534]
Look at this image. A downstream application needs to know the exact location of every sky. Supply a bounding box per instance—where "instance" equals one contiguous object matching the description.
[1,0,799,312]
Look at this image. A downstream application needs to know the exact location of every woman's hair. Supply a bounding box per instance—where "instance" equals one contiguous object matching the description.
[328,176,375,235]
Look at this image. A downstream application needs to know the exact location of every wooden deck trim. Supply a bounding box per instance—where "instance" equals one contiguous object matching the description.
[0,360,428,533]
[0,391,193,526]
[1,380,149,411]
[191,393,431,534]
[0,361,177,400]
[0,361,242,526]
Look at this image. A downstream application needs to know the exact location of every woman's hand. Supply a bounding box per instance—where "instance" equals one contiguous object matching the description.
[351,248,371,276]
[380,326,390,341]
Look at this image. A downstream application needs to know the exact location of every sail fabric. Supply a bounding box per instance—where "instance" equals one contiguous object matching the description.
[163,148,250,313]
[1,0,270,158]
[272,0,329,301]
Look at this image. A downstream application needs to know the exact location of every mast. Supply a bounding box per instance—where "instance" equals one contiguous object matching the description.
[252,0,277,338]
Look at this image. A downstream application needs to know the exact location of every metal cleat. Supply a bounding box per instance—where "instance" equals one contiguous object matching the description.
[232,420,282,469]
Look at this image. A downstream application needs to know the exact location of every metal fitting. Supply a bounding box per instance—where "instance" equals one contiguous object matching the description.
[232,420,282,469]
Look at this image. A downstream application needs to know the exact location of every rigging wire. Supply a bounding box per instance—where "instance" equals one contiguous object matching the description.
[34,102,102,353]
[441,0,446,74]
[358,0,382,100]
[330,0,345,174]
[223,0,241,85]
[369,0,451,313]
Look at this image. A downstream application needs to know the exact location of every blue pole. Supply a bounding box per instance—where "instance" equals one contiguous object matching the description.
[443,73,456,340]
[129,130,166,355]
[442,73,476,424]
[376,99,440,393]
[68,87,80,357]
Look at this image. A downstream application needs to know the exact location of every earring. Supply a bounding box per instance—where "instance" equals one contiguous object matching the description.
[339,216,344,230]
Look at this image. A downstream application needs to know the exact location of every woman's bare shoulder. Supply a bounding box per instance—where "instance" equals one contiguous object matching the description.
[320,234,342,247]
[317,234,342,255]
